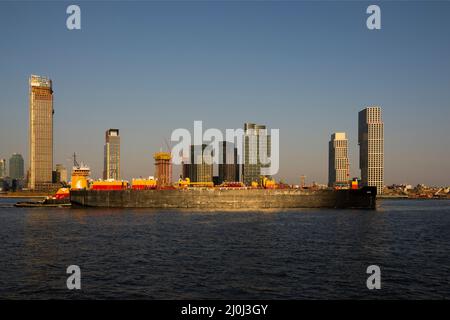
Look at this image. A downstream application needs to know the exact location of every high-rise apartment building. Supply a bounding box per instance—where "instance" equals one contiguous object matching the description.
[29,75,54,190]
[0,159,6,178]
[103,129,120,180]
[218,141,239,183]
[55,164,68,183]
[9,153,24,180]
[187,144,213,183]
[182,161,190,180]
[242,123,271,186]
[328,132,349,187]
[358,106,384,194]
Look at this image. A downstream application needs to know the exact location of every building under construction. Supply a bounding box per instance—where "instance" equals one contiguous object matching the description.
[28,75,54,190]
[154,152,172,187]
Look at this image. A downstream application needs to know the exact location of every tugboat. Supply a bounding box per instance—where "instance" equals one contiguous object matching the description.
[14,187,71,207]
[15,153,90,208]
[70,152,91,190]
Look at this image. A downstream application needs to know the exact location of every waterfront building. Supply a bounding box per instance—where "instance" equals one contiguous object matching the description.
[55,164,68,183]
[154,152,172,187]
[328,132,349,188]
[358,106,384,194]
[103,129,120,180]
[0,159,6,178]
[242,123,271,186]
[9,153,24,180]
[182,161,190,180]
[189,144,213,183]
[28,75,54,190]
[218,141,239,184]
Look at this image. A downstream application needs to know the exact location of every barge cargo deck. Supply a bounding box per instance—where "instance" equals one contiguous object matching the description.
[70,187,376,209]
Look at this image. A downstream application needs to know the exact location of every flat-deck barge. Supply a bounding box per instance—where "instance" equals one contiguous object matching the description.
[70,187,376,209]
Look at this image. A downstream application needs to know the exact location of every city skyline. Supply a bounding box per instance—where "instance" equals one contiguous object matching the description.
[1,2,450,185]
[0,75,444,187]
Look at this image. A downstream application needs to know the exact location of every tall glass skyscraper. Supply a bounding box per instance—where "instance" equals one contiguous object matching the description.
[55,164,68,183]
[242,123,271,186]
[188,144,213,183]
[103,129,121,180]
[0,159,6,178]
[9,153,24,180]
[218,141,239,183]
[358,107,384,194]
[29,75,53,190]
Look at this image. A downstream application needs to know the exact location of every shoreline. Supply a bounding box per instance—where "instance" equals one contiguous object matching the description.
[0,194,49,199]
[1,194,449,200]
[378,196,450,200]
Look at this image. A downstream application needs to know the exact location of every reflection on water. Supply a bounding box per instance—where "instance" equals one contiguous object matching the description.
[0,199,449,299]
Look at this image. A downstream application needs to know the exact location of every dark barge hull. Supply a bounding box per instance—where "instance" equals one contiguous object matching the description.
[70,187,376,210]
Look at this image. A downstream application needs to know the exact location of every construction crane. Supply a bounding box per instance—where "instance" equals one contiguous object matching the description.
[164,137,172,153]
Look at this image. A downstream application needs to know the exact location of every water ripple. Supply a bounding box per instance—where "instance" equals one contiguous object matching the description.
[0,199,449,299]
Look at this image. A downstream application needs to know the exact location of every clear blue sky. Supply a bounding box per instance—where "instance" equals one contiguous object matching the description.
[1,1,449,185]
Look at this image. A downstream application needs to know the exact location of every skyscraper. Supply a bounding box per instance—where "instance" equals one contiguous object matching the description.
[29,75,53,190]
[242,123,271,186]
[9,153,24,180]
[358,106,384,194]
[218,141,239,183]
[154,152,172,187]
[328,132,349,188]
[0,159,6,178]
[188,144,213,183]
[182,161,190,180]
[55,164,68,183]
[103,129,120,180]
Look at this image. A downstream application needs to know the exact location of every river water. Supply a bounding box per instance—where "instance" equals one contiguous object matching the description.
[0,198,449,299]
